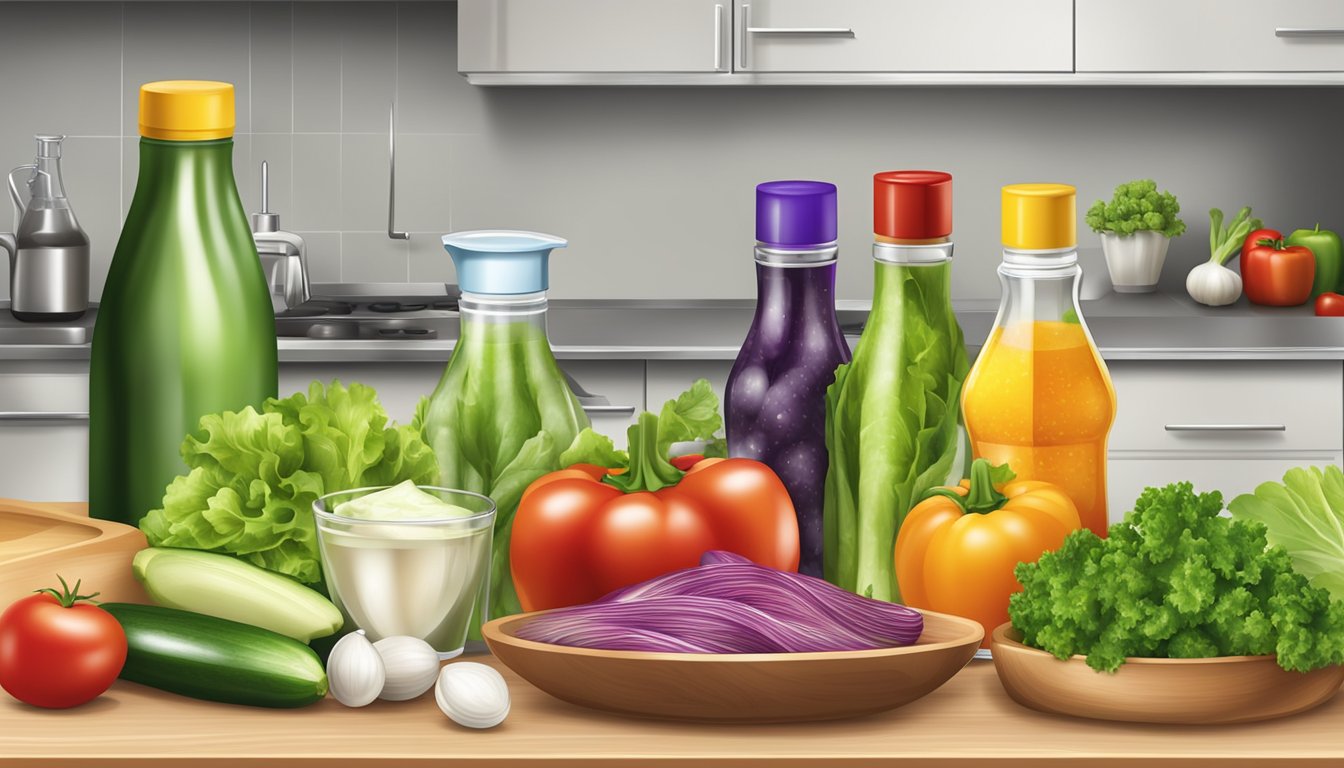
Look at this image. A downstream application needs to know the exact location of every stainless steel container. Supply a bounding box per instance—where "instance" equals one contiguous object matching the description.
[0,135,90,322]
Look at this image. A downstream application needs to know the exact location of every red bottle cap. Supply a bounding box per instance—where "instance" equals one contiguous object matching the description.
[874,170,953,240]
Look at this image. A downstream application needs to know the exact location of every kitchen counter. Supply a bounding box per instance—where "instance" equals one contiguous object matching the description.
[4,656,1343,766]
[4,292,1344,362]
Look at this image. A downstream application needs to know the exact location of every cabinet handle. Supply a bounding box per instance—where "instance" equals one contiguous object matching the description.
[714,4,725,71]
[747,26,854,34]
[740,3,751,70]
[1275,28,1344,37]
[582,405,638,415]
[1163,424,1286,432]
[0,411,89,422]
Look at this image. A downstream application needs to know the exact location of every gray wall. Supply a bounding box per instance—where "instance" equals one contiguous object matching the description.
[1,1,1341,302]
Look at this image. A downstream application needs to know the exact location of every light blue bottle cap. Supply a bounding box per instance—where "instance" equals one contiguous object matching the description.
[441,230,567,295]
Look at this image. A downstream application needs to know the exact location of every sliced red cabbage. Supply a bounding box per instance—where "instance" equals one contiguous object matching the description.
[700,550,752,566]
[521,553,924,653]
[516,595,846,653]
[602,553,923,647]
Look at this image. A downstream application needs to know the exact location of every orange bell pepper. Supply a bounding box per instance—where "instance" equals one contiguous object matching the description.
[894,459,1081,648]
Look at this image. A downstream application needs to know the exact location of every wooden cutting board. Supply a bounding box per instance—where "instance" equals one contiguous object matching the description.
[0,500,148,607]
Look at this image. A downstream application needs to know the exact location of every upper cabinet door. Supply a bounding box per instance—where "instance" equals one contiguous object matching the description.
[737,0,1072,73]
[1079,0,1344,72]
[458,0,728,73]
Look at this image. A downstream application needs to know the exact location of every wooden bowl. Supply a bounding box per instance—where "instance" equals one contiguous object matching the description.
[991,622,1344,725]
[483,608,982,723]
[0,500,149,608]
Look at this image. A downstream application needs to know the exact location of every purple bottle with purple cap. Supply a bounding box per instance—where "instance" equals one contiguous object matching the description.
[725,181,852,577]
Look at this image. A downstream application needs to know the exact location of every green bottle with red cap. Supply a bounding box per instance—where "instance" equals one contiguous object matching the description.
[822,171,969,602]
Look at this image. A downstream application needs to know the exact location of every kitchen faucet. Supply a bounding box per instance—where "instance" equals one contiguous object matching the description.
[251,160,310,312]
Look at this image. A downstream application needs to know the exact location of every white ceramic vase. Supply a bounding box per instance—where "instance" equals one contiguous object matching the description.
[1099,231,1170,293]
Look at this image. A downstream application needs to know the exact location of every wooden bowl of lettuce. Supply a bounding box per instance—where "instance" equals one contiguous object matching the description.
[990,476,1344,725]
[991,623,1344,725]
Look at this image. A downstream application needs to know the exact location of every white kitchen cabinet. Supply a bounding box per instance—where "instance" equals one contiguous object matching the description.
[1104,360,1344,524]
[458,0,729,74]
[1107,454,1343,523]
[738,0,1072,73]
[1108,361,1341,453]
[1078,0,1344,72]
[645,360,733,416]
[0,362,89,502]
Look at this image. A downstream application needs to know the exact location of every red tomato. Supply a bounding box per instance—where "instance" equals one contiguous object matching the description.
[0,577,127,708]
[1316,292,1344,317]
[512,457,800,611]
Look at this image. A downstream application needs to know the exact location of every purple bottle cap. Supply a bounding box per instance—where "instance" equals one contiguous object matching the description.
[756,180,838,247]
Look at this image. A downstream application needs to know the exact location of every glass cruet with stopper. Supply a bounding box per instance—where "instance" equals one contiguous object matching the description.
[725,180,851,578]
[961,184,1117,536]
[420,230,589,634]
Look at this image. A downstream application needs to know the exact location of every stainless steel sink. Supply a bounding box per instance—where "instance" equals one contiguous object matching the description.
[275,282,458,340]
[0,303,91,344]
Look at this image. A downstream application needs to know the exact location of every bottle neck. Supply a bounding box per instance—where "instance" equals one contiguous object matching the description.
[873,240,953,266]
[136,137,236,191]
[995,247,1082,325]
[458,291,549,335]
[753,242,837,267]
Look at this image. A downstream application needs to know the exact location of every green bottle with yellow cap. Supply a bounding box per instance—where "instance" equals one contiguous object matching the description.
[961,184,1116,537]
[90,81,277,525]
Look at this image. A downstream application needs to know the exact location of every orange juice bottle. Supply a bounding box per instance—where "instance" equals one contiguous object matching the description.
[962,184,1116,536]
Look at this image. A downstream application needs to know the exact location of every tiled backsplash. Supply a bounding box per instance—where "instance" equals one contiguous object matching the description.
[1,1,1341,302]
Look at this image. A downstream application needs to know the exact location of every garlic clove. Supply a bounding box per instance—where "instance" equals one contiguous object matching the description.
[327,630,386,708]
[373,636,441,701]
[435,662,510,729]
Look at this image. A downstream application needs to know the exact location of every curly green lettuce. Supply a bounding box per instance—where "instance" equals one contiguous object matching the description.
[1085,179,1186,238]
[1009,481,1344,673]
[140,380,439,584]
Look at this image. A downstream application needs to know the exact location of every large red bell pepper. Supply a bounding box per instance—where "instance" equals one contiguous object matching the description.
[1242,228,1316,307]
[511,404,800,612]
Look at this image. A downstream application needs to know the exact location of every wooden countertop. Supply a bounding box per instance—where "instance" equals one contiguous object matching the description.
[6,502,1344,766]
[3,657,1344,767]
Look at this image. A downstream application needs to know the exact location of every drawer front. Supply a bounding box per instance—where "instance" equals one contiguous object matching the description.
[646,360,734,447]
[559,361,645,450]
[1107,453,1342,524]
[740,0,1072,73]
[459,0,726,73]
[0,422,89,502]
[0,362,89,416]
[1078,0,1344,72]
[1108,361,1342,452]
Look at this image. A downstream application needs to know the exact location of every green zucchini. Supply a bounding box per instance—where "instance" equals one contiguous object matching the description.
[132,547,343,642]
[103,603,328,708]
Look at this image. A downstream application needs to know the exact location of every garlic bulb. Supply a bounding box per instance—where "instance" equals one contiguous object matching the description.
[1187,261,1242,307]
[435,662,510,729]
[373,636,440,701]
[327,630,387,707]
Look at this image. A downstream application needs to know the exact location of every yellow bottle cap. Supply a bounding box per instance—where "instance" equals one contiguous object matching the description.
[1001,183,1076,250]
[139,81,235,141]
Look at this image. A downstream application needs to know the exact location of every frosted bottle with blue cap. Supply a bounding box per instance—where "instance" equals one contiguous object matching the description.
[421,230,589,634]
[725,181,851,577]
